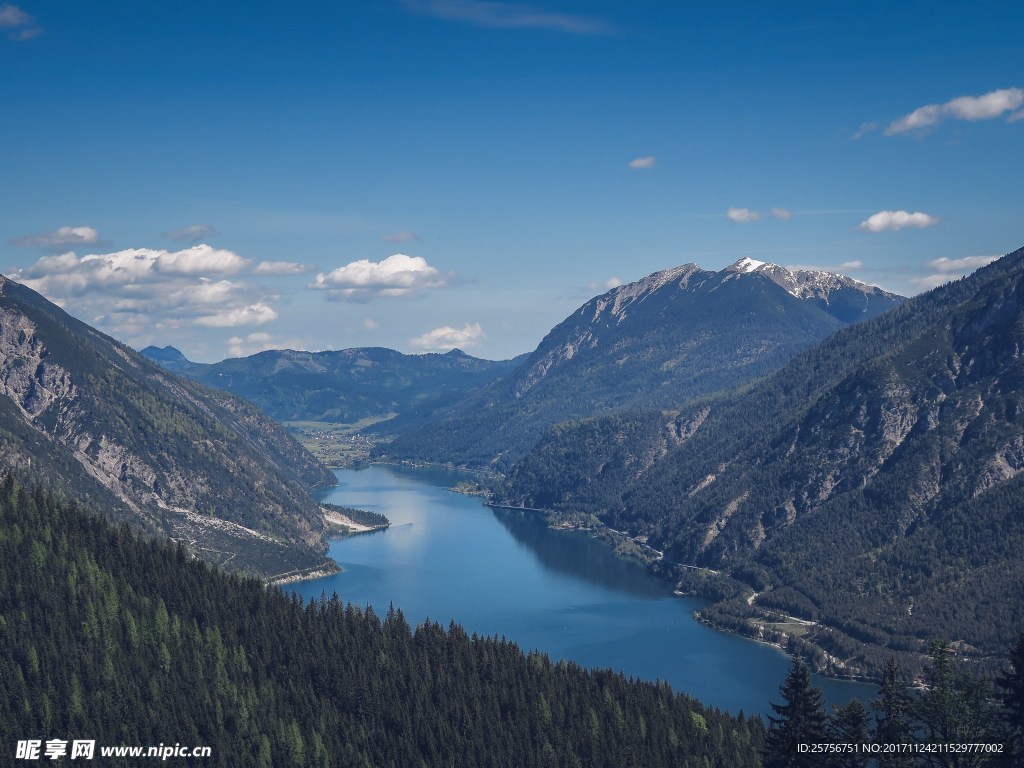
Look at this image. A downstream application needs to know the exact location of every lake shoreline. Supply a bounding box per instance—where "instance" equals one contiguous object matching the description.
[301,464,877,714]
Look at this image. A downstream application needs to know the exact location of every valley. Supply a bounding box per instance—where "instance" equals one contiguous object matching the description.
[7,5,1024,762]
[134,250,1024,682]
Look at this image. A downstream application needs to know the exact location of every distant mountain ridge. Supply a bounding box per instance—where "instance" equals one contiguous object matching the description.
[378,258,904,467]
[501,245,1024,675]
[0,274,337,580]
[140,345,523,426]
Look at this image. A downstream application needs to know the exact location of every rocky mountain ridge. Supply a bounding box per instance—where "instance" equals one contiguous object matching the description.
[500,246,1024,675]
[379,258,904,468]
[0,274,337,579]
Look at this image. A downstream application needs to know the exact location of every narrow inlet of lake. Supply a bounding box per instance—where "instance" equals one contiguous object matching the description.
[294,464,874,716]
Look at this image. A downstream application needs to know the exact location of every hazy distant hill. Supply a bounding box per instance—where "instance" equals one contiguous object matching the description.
[379,258,903,468]
[0,274,336,580]
[502,246,1024,676]
[141,345,523,427]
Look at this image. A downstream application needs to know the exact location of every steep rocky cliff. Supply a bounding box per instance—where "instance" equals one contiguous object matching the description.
[0,274,337,580]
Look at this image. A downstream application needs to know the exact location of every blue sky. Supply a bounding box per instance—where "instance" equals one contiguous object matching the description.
[2,1,1022,361]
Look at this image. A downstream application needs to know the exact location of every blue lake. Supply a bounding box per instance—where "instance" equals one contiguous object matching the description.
[293,463,875,717]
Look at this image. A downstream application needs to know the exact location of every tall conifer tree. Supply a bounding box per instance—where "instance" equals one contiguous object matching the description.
[764,657,829,768]
[873,658,916,768]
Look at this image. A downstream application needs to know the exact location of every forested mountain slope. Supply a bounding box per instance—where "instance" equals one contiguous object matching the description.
[502,246,1024,676]
[141,345,523,426]
[0,478,766,768]
[0,275,336,579]
[379,259,902,468]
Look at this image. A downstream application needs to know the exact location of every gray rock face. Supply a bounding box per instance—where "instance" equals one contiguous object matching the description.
[382,258,903,468]
[0,275,337,579]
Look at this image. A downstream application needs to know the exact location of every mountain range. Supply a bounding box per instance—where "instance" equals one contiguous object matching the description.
[0,274,336,580]
[378,258,903,468]
[140,344,523,428]
[500,246,1024,676]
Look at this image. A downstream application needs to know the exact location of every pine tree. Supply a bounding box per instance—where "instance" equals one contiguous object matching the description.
[764,657,830,768]
[872,658,916,768]
[829,698,871,768]
[914,640,1004,768]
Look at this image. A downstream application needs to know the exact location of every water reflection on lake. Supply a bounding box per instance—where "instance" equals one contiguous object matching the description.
[294,464,875,716]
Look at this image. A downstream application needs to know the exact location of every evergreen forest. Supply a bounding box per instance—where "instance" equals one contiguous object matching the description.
[0,474,764,767]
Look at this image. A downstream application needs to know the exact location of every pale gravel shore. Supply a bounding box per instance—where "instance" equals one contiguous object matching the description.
[323,507,376,533]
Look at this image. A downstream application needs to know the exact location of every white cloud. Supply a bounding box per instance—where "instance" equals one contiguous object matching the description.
[628,156,656,169]
[195,303,278,328]
[928,255,1000,273]
[886,104,943,134]
[840,260,864,270]
[909,254,1000,292]
[363,318,380,330]
[402,0,613,35]
[225,332,308,358]
[410,322,485,352]
[909,273,957,291]
[380,231,418,242]
[586,276,623,292]
[858,210,940,232]
[13,226,101,248]
[11,245,276,338]
[946,89,1024,120]
[310,253,451,300]
[163,224,218,242]
[727,208,760,223]
[886,87,1024,135]
[153,244,249,275]
[1009,110,1024,124]
[851,122,878,140]
[253,260,311,275]
[770,208,792,220]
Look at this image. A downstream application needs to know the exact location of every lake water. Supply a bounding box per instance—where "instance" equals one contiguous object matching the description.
[294,463,875,717]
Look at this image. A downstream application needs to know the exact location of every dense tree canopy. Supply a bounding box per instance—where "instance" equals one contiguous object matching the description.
[0,474,764,767]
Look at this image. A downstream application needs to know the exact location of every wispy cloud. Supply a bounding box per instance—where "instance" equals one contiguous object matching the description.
[859,210,940,232]
[0,3,30,25]
[380,231,419,242]
[163,224,219,243]
[929,255,1000,273]
[12,226,101,248]
[725,207,794,223]
[727,208,760,223]
[410,322,485,352]
[886,87,1024,135]
[226,332,309,358]
[628,156,656,170]
[196,303,277,327]
[851,122,878,140]
[309,253,452,301]
[586,276,623,292]
[910,254,1000,291]
[0,4,41,40]
[253,260,311,275]
[402,0,614,35]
